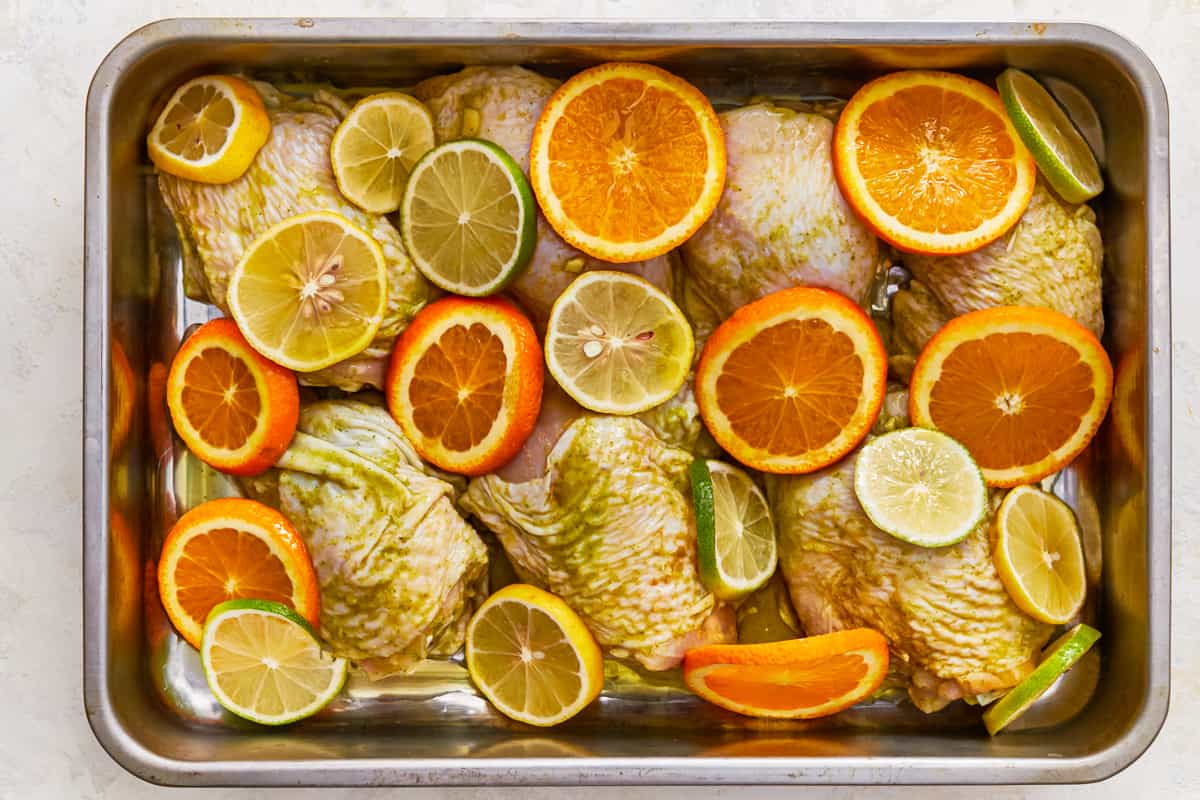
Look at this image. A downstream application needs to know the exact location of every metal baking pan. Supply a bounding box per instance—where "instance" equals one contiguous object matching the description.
[83,18,1171,786]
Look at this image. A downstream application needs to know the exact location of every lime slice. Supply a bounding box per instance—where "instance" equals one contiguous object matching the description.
[853,428,987,547]
[1041,76,1106,168]
[998,68,1103,203]
[201,598,347,726]
[545,270,694,415]
[993,485,1086,624]
[400,139,535,297]
[228,210,388,372]
[331,92,436,214]
[983,623,1100,735]
[690,459,777,601]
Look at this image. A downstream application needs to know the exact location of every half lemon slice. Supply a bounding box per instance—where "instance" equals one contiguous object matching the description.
[993,485,1087,624]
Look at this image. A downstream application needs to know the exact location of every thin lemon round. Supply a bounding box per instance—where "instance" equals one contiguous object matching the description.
[331,92,435,214]
[690,459,777,601]
[201,599,347,726]
[465,583,603,727]
[400,139,536,297]
[853,428,987,548]
[545,270,693,415]
[983,623,1100,735]
[227,211,388,372]
[994,485,1087,624]
[147,75,270,184]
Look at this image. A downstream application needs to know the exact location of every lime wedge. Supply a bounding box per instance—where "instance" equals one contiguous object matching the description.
[853,428,987,547]
[201,598,347,726]
[998,68,1103,203]
[983,623,1101,735]
[400,138,536,297]
[331,92,436,214]
[690,458,777,601]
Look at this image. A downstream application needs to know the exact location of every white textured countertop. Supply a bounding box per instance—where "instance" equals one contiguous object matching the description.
[0,0,1192,797]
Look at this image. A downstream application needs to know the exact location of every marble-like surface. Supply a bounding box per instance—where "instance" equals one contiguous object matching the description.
[0,0,1194,797]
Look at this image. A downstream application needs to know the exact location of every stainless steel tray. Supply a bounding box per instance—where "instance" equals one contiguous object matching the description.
[83,18,1172,786]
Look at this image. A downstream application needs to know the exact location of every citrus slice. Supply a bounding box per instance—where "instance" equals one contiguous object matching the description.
[689,458,777,601]
[465,583,604,727]
[683,629,890,719]
[227,211,388,372]
[833,70,1036,255]
[909,306,1113,487]
[110,338,135,457]
[545,270,693,415]
[399,139,536,297]
[982,623,1100,735]
[529,62,726,262]
[1041,76,1106,168]
[997,68,1104,204]
[166,318,299,476]
[147,75,271,184]
[386,295,543,475]
[695,287,887,474]
[852,427,987,547]
[993,485,1087,624]
[202,599,347,726]
[330,92,436,214]
[157,498,321,649]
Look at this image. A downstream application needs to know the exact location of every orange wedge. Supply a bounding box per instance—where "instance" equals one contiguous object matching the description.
[909,306,1113,487]
[695,287,888,474]
[683,630,890,719]
[529,62,726,262]
[166,318,299,476]
[833,70,1036,255]
[386,296,543,475]
[157,498,321,650]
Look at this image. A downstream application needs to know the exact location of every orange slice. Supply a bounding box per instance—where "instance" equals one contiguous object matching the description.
[157,498,321,650]
[683,629,890,719]
[909,306,1113,487]
[110,338,135,457]
[695,287,888,474]
[833,70,1036,255]
[166,318,299,476]
[529,62,726,263]
[386,296,543,475]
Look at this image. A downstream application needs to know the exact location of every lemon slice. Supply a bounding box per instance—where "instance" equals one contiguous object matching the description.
[853,428,988,547]
[227,211,388,372]
[331,92,435,214]
[545,270,694,415]
[690,459,777,601]
[465,583,603,727]
[983,623,1100,735]
[147,75,271,184]
[201,599,347,726]
[400,139,536,297]
[998,68,1103,203]
[993,485,1087,624]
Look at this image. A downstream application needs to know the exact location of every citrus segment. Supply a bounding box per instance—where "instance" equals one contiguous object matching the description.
[331,92,436,214]
[545,270,693,415]
[227,211,388,372]
[683,629,890,719]
[690,458,777,601]
[157,498,320,649]
[983,623,1100,735]
[465,583,604,727]
[833,70,1036,254]
[529,62,726,262]
[695,287,887,474]
[147,75,271,184]
[166,318,299,476]
[909,306,1113,486]
[387,296,543,475]
[993,485,1087,624]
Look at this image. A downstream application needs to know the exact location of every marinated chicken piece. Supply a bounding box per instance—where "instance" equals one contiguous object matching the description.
[242,400,488,679]
[414,66,672,330]
[768,413,1053,712]
[890,180,1104,380]
[680,102,881,341]
[158,84,434,391]
[462,385,735,670]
